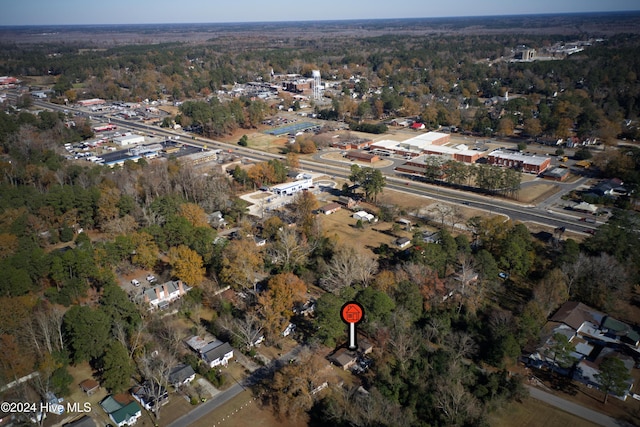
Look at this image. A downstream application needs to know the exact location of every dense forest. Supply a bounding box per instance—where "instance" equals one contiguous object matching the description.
[1,17,640,426]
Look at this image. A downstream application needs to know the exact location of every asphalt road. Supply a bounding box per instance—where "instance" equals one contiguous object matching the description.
[33,98,598,235]
[166,345,306,427]
[166,382,244,427]
[526,386,629,427]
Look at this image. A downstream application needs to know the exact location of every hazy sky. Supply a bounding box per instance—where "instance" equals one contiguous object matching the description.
[3,0,640,26]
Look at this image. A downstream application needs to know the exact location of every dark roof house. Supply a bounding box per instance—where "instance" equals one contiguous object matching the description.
[202,342,234,368]
[601,317,640,348]
[168,364,196,387]
[550,301,605,331]
[131,381,169,411]
[331,348,358,370]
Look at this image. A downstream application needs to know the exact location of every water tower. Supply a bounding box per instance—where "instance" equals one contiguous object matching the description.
[312,70,321,100]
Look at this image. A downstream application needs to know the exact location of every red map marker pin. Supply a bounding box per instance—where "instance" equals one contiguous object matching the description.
[340,302,364,350]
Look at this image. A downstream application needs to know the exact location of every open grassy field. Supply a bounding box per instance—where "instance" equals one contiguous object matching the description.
[189,389,307,427]
[318,208,415,255]
[488,397,601,427]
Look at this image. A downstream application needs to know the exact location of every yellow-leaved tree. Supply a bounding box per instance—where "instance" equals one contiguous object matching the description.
[178,203,210,228]
[131,232,160,270]
[219,238,264,291]
[168,245,205,286]
[258,273,307,339]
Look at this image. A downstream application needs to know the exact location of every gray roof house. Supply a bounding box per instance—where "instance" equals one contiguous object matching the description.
[203,342,234,368]
[168,364,196,387]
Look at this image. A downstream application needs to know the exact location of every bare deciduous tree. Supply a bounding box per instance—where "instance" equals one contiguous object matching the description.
[148,316,185,358]
[137,348,176,421]
[217,310,264,350]
[435,361,481,424]
[454,253,482,314]
[563,253,630,311]
[448,331,478,362]
[268,227,312,272]
[320,245,378,293]
[114,320,147,360]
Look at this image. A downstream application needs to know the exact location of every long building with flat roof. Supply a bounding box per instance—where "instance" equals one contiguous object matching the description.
[371,133,482,163]
[487,150,551,174]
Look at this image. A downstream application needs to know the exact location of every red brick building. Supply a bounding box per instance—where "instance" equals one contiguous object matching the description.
[345,150,380,163]
[487,150,551,174]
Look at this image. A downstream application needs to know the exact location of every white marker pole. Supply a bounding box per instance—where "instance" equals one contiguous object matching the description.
[349,322,356,350]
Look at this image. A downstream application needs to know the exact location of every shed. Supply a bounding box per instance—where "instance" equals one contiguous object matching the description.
[396,237,411,249]
[331,348,358,370]
[319,202,341,215]
[79,379,100,396]
[353,211,375,222]
[338,196,356,208]
[358,336,374,355]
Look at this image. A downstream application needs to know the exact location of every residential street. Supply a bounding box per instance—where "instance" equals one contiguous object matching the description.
[526,385,632,427]
[166,345,305,427]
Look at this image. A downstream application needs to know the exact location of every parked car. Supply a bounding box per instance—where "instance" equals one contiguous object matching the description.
[498,272,509,280]
[131,279,140,286]
[146,275,156,283]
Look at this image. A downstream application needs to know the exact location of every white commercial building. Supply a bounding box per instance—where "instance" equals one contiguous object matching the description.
[270,176,313,196]
[113,134,145,146]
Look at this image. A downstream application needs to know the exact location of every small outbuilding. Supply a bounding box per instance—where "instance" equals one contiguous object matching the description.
[331,348,358,370]
[396,237,411,249]
[319,202,341,215]
[353,211,375,222]
[79,379,100,396]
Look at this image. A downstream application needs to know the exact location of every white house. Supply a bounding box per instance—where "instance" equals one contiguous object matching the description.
[131,381,169,411]
[168,364,196,387]
[100,396,141,427]
[142,281,190,309]
[185,336,234,368]
[202,342,234,367]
